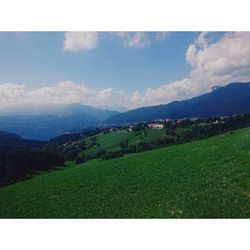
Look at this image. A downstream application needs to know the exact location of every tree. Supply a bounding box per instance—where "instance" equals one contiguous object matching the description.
[120,139,128,149]
[75,152,86,164]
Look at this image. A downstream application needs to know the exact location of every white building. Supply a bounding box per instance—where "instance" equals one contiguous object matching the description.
[148,123,164,129]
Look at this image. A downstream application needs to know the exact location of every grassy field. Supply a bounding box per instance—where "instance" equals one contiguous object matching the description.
[0,128,250,218]
[82,128,166,158]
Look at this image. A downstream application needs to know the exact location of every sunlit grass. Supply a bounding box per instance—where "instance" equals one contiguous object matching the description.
[0,128,249,218]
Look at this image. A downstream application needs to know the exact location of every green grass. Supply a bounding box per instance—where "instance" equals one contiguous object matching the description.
[82,129,166,158]
[0,128,250,218]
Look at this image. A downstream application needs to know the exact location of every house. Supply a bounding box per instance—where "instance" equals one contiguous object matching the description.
[213,119,225,124]
[128,125,134,132]
[109,128,119,132]
[190,117,199,122]
[177,118,188,124]
[148,123,164,129]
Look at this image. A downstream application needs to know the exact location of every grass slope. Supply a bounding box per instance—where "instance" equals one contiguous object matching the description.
[0,128,250,218]
[82,129,166,158]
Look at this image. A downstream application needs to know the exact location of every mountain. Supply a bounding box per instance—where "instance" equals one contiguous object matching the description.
[97,105,129,113]
[0,131,46,148]
[105,82,250,124]
[0,131,21,141]
[53,104,120,120]
[0,104,119,140]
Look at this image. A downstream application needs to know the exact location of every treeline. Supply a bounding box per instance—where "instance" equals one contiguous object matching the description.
[0,146,64,186]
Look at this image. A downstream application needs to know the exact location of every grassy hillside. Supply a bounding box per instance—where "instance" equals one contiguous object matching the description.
[82,129,166,158]
[0,128,250,218]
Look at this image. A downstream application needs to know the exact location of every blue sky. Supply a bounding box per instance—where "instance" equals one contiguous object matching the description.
[0,31,250,110]
[0,32,196,92]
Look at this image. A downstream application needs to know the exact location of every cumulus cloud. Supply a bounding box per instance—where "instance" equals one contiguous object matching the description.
[188,32,250,83]
[0,81,129,110]
[116,32,168,48]
[64,32,99,51]
[129,32,250,107]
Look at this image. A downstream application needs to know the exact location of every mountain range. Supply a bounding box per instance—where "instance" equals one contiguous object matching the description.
[0,104,119,140]
[105,82,250,124]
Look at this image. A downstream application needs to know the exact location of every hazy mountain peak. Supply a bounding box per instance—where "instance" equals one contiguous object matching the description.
[97,105,128,113]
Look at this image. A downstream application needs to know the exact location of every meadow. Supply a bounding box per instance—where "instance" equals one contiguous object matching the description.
[82,128,167,158]
[0,127,249,218]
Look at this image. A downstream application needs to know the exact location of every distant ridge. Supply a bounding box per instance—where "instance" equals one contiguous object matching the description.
[0,130,46,148]
[0,104,120,140]
[105,82,250,124]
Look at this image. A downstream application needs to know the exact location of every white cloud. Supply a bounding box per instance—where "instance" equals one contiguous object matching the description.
[115,32,168,48]
[196,31,208,49]
[63,32,169,51]
[187,32,250,85]
[116,32,150,48]
[185,44,197,67]
[129,78,194,107]
[154,32,169,42]
[64,32,99,51]
[0,83,26,100]
[0,81,129,110]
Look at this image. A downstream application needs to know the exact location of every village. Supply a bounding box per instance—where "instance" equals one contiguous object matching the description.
[139,116,230,130]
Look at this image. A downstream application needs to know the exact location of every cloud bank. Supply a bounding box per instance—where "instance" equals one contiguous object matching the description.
[1,32,250,111]
[0,81,127,110]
